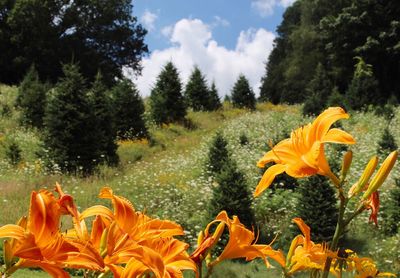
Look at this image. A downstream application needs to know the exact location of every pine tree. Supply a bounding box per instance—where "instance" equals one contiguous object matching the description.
[89,72,119,165]
[16,64,47,128]
[185,66,210,111]
[296,175,337,242]
[206,82,222,111]
[327,86,347,109]
[206,132,255,229]
[112,78,148,140]
[150,62,186,124]
[382,178,400,235]
[231,75,256,110]
[209,163,256,229]
[206,133,230,175]
[43,63,98,174]
[377,127,398,157]
[345,57,380,110]
[302,63,332,116]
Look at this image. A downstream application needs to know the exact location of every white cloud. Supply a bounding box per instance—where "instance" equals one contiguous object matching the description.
[212,16,230,28]
[251,0,297,17]
[129,18,275,98]
[140,9,158,31]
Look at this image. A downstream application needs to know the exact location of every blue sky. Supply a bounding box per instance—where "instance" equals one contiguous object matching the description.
[129,0,296,96]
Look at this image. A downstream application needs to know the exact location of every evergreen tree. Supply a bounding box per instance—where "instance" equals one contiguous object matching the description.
[231,75,256,110]
[345,57,380,110]
[327,86,347,109]
[206,133,230,175]
[382,178,400,235]
[184,66,210,111]
[16,65,47,128]
[206,82,222,111]
[302,63,332,116]
[377,127,398,157]
[206,132,255,229]
[43,63,98,174]
[150,62,186,124]
[112,78,148,140]
[209,163,256,229]
[89,72,119,165]
[296,175,337,242]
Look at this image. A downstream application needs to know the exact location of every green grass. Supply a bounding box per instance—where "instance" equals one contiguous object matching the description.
[0,84,399,276]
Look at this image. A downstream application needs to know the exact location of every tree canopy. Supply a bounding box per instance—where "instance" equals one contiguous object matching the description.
[259,0,400,106]
[0,0,148,85]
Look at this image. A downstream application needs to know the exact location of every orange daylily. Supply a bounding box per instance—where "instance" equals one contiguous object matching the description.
[287,218,336,275]
[0,188,104,277]
[344,251,395,277]
[255,107,355,197]
[77,186,195,278]
[193,211,285,269]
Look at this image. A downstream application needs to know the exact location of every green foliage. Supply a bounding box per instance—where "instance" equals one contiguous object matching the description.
[231,75,256,110]
[382,178,400,235]
[89,72,118,166]
[16,65,47,128]
[184,66,210,111]
[302,63,332,116]
[0,0,148,85]
[209,162,255,229]
[261,0,400,106]
[239,133,249,146]
[43,63,99,174]
[150,62,186,125]
[207,132,255,228]
[296,175,337,242]
[377,127,398,157]
[5,141,22,166]
[112,78,148,140]
[206,133,230,175]
[327,86,347,109]
[207,82,222,111]
[345,58,380,110]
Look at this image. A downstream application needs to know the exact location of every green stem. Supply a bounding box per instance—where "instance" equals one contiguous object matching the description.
[322,191,346,278]
[197,261,202,278]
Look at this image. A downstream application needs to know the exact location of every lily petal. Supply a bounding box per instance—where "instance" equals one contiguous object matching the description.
[254,164,286,197]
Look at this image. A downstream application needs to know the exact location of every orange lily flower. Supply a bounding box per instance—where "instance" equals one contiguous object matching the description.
[287,218,336,275]
[98,187,184,240]
[194,211,285,268]
[255,107,355,197]
[78,187,194,278]
[345,251,395,277]
[0,188,104,277]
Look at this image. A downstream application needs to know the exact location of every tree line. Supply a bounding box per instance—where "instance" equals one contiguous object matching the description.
[15,61,257,174]
[259,0,400,114]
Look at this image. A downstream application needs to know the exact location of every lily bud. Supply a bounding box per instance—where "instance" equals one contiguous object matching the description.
[341,150,353,181]
[348,156,378,198]
[363,151,398,200]
[3,239,12,269]
[197,230,204,247]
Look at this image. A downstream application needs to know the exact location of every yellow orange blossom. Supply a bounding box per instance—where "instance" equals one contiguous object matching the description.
[77,186,195,278]
[192,211,285,268]
[287,218,336,275]
[344,251,395,277]
[0,188,104,277]
[255,107,355,197]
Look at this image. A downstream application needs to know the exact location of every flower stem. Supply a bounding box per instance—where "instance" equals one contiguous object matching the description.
[322,190,346,278]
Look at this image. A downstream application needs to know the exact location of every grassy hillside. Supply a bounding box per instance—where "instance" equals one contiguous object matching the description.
[0,84,399,276]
